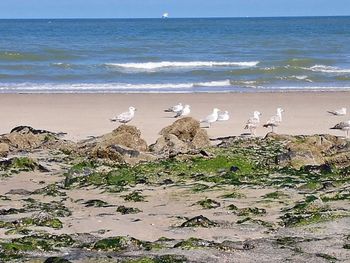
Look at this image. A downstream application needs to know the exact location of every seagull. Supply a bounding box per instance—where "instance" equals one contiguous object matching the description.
[244,111,262,136]
[330,120,350,138]
[263,108,284,133]
[218,110,230,121]
[110,106,136,124]
[175,104,190,118]
[164,103,183,113]
[200,108,220,127]
[327,107,347,116]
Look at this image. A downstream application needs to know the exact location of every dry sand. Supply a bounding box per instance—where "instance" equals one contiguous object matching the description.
[0,92,349,144]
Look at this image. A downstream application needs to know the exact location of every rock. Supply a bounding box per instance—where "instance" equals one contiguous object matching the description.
[230,166,240,172]
[180,215,218,228]
[300,164,333,174]
[150,117,210,156]
[6,189,32,195]
[0,126,76,154]
[78,125,155,164]
[150,134,190,156]
[0,143,9,157]
[275,134,350,169]
[44,257,72,263]
[82,125,147,152]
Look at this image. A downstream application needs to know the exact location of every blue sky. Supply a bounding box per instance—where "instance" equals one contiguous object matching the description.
[0,0,349,18]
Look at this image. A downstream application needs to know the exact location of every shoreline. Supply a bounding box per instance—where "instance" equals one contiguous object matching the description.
[1,91,349,144]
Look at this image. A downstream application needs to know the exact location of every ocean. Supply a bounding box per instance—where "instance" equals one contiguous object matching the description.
[1,17,350,93]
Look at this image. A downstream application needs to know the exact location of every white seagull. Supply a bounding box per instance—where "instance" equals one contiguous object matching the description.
[330,120,350,138]
[244,111,262,136]
[263,108,284,133]
[111,106,136,124]
[201,108,220,127]
[175,104,191,118]
[218,110,230,121]
[165,102,183,113]
[327,107,347,116]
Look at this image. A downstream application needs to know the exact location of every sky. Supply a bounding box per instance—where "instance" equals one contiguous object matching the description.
[0,0,349,19]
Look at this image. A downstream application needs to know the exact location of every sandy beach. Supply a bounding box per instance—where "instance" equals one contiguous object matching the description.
[0,92,349,143]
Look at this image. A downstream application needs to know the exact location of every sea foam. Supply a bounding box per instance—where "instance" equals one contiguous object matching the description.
[305,65,350,73]
[105,61,260,70]
[0,80,233,93]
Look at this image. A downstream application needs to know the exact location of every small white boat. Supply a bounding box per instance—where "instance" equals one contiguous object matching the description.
[162,12,169,19]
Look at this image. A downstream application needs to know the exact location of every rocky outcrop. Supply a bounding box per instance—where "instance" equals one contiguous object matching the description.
[272,134,350,169]
[0,126,76,154]
[150,117,210,156]
[78,125,155,164]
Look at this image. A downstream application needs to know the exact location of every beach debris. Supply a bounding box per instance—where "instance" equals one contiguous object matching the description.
[200,108,220,127]
[110,106,136,124]
[327,107,347,116]
[263,108,284,133]
[330,120,350,138]
[244,111,261,136]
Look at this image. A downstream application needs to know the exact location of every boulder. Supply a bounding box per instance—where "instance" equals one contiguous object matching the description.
[0,143,9,157]
[0,126,76,154]
[275,134,350,169]
[79,125,147,152]
[150,117,210,156]
[78,125,154,164]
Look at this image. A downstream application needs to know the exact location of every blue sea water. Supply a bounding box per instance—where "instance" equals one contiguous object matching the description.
[0,17,350,93]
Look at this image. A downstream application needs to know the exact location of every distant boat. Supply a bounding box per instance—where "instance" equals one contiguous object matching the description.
[162,12,169,19]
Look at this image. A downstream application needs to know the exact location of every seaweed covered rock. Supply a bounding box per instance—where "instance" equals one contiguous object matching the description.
[92,236,146,252]
[78,125,155,164]
[0,126,75,154]
[180,215,218,228]
[275,134,350,169]
[150,117,210,156]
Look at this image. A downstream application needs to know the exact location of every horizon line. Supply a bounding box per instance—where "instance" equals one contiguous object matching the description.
[0,15,349,20]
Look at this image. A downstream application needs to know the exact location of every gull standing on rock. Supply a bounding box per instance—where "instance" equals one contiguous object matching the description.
[263,108,284,133]
[327,107,347,116]
[330,120,350,138]
[110,106,136,124]
[175,104,191,118]
[244,111,261,136]
[218,110,230,121]
[201,108,220,127]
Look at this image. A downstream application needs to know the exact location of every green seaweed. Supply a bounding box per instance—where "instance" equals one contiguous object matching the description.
[93,236,146,252]
[116,205,142,214]
[123,191,146,202]
[196,198,220,209]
